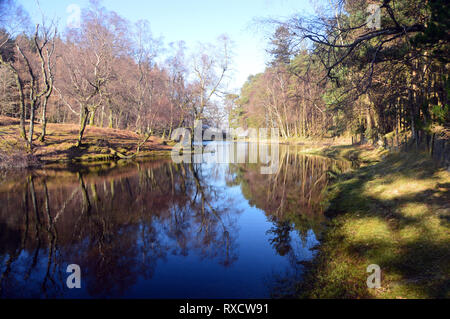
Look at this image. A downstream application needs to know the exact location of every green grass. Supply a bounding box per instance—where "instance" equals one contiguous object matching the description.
[300,144,388,165]
[298,146,450,299]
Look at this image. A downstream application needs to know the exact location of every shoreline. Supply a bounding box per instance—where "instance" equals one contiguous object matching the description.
[0,116,173,167]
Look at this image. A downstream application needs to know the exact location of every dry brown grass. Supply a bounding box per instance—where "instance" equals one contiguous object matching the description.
[0,116,172,163]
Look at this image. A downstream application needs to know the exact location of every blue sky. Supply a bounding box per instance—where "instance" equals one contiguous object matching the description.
[18,0,315,91]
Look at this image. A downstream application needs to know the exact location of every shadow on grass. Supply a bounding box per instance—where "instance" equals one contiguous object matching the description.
[298,151,450,299]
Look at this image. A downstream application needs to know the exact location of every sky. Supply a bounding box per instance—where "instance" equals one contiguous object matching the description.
[17,0,316,92]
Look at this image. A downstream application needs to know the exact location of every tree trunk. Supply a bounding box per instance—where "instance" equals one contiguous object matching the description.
[430,133,435,156]
[109,109,113,128]
[89,108,96,126]
[100,105,105,128]
[28,102,36,149]
[38,95,50,142]
[76,107,89,147]
[366,108,372,143]
[12,68,27,140]
[168,122,173,139]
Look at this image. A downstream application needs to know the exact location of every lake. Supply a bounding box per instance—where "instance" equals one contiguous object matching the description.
[0,143,351,298]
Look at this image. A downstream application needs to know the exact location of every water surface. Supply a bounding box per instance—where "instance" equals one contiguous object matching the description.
[0,143,350,298]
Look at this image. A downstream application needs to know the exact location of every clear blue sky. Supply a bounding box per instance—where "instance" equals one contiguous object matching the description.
[18,0,315,91]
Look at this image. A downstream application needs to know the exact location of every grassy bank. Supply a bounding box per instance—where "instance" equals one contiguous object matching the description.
[299,145,450,298]
[300,144,387,166]
[0,116,173,165]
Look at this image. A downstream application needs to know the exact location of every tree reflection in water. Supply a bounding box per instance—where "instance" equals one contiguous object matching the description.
[0,144,350,298]
[222,144,351,298]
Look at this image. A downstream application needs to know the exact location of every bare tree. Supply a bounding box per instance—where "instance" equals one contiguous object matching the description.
[13,22,56,149]
[191,35,231,123]
[56,2,127,147]
[35,20,57,142]
[188,35,231,146]
[129,20,161,134]
[166,41,191,136]
[0,0,30,141]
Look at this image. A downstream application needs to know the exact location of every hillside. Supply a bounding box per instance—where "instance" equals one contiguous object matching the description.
[0,116,172,165]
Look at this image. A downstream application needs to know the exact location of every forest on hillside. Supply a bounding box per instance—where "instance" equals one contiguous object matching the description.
[0,0,449,152]
[0,0,230,151]
[230,0,449,146]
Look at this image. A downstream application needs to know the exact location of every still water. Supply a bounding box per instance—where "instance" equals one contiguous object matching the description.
[0,143,350,298]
